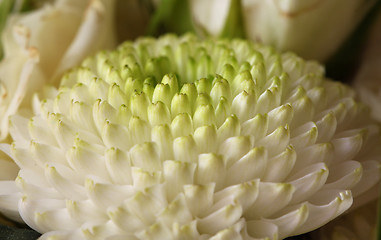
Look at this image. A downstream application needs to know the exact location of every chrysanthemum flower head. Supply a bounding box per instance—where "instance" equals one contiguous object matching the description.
[1,34,380,239]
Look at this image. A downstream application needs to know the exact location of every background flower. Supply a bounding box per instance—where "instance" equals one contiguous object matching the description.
[354,8,381,122]
[0,0,117,142]
[148,0,380,62]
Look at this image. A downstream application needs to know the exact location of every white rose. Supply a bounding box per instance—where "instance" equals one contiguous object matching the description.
[156,0,377,61]
[240,0,376,61]
[0,0,117,142]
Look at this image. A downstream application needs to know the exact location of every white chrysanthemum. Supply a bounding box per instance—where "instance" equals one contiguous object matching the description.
[1,34,381,239]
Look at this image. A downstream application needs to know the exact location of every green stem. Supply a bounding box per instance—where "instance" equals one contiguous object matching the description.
[0,0,15,60]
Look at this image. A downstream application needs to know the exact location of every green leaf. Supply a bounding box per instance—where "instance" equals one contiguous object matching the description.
[219,0,245,38]
[147,0,246,39]
[147,0,194,36]
[0,0,15,60]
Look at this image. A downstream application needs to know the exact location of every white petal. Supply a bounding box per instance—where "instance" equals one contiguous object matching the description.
[130,142,161,171]
[246,220,278,240]
[158,194,193,227]
[28,117,58,146]
[128,117,151,145]
[290,97,314,129]
[255,89,278,114]
[16,174,59,199]
[66,199,108,225]
[294,190,353,235]
[102,121,131,151]
[267,104,293,134]
[290,122,318,149]
[219,136,252,168]
[33,207,80,232]
[227,147,267,185]
[231,91,256,122]
[173,135,198,163]
[30,141,66,166]
[0,44,39,140]
[184,183,215,218]
[265,204,308,239]
[92,99,114,130]
[136,221,173,240]
[108,205,146,233]
[197,199,243,235]
[163,160,196,201]
[123,188,167,226]
[172,221,200,240]
[9,115,31,145]
[292,142,334,173]
[53,0,117,79]
[18,196,66,232]
[80,221,123,239]
[45,165,86,201]
[191,0,231,36]
[241,113,268,141]
[105,147,132,184]
[69,101,96,132]
[257,126,290,157]
[214,180,259,211]
[245,182,295,219]
[196,153,226,191]
[217,115,241,143]
[351,160,380,197]
[324,161,362,190]
[194,125,218,153]
[288,163,329,204]
[0,181,22,222]
[85,177,135,208]
[262,146,296,182]
[316,113,337,143]
[209,219,245,240]
[332,133,363,163]
[67,143,110,180]
[151,125,174,161]
[131,167,161,189]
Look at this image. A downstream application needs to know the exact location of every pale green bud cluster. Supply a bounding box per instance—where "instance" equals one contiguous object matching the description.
[2,34,380,240]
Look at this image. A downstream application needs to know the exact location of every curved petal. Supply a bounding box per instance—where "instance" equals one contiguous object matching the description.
[294,189,353,235]
[0,181,21,222]
[265,204,309,239]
